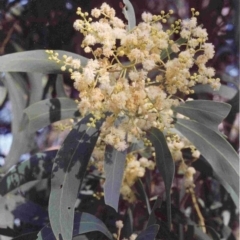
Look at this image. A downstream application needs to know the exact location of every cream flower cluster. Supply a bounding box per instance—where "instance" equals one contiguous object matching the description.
[46,3,219,202]
[120,154,155,202]
[47,3,220,153]
[166,132,200,162]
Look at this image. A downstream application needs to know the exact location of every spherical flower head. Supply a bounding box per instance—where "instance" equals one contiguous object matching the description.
[147,160,155,170]
[115,141,128,151]
[192,26,208,38]
[71,59,81,69]
[115,220,124,229]
[180,29,191,39]
[91,8,101,18]
[84,34,97,45]
[83,67,95,84]
[121,185,131,195]
[100,3,115,18]
[111,17,125,28]
[130,233,138,240]
[71,71,81,81]
[142,59,155,71]
[139,157,149,167]
[187,166,196,175]
[73,19,83,31]
[203,43,215,59]
[189,17,197,28]
[141,12,153,22]
[129,70,139,81]
[192,150,200,158]
[137,167,145,177]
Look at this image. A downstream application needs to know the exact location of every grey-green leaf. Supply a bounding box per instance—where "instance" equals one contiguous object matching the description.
[173,100,231,132]
[56,74,67,97]
[122,0,136,30]
[20,97,79,132]
[175,118,239,205]
[2,73,35,171]
[135,224,160,240]
[49,115,103,240]
[135,179,151,214]
[0,82,7,106]
[73,212,113,239]
[147,197,162,227]
[104,145,127,211]
[187,219,213,240]
[0,50,88,73]
[37,212,113,240]
[194,84,237,100]
[146,128,175,230]
[0,150,57,196]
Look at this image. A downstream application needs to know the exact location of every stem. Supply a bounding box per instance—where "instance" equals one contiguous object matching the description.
[189,187,206,233]
[0,24,15,55]
[117,228,122,240]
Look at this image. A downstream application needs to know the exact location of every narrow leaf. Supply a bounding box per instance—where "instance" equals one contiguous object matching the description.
[194,84,237,99]
[147,128,175,230]
[187,219,213,240]
[214,174,238,206]
[20,97,79,132]
[147,197,162,227]
[2,73,34,171]
[122,0,136,30]
[12,232,38,240]
[49,115,103,240]
[206,226,221,240]
[0,84,7,106]
[27,72,44,105]
[173,100,231,132]
[0,227,17,238]
[135,179,151,214]
[104,145,127,211]
[56,74,67,97]
[37,212,113,240]
[0,150,57,196]
[128,141,152,158]
[193,226,213,240]
[0,50,88,73]
[135,224,160,240]
[175,118,239,205]
[73,212,113,239]
[218,72,238,88]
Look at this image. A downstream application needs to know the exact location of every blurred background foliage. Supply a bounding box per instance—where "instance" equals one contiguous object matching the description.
[0,0,239,240]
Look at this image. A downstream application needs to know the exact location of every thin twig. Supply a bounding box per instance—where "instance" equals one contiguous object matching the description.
[189,187,206,233]
[0,24,15,55]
